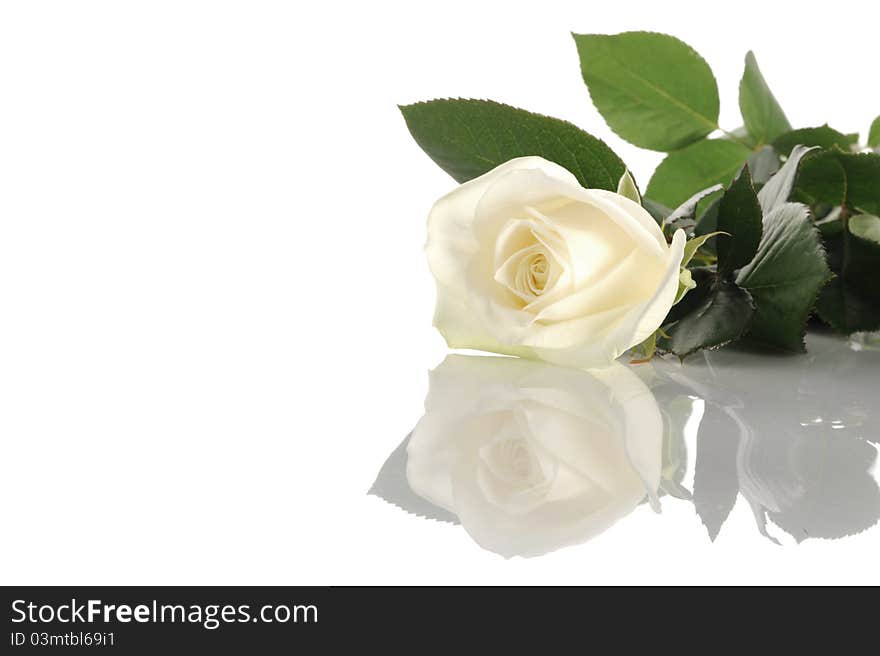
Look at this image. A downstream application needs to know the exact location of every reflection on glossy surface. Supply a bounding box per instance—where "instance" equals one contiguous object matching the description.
[653,331,880,544]
[375,355,663,557]
[372,332,880,556]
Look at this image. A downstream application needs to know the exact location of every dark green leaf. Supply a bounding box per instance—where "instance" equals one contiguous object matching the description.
[773,125,854,153]
[399,99,626,189]
[836,152,880,214]
[816,216,880,334]
[694,198,722,255]
[869,116,880,149]
[739,51,791,145]
[792,150,847,208]
[573,31,719,151]
[647,140,752,209]
[793,151,880,215]
[815,278,880,334]
[663,267,714,325]
[757,145,816,214]
[660,280,755,357]
[736,203,832,351]
[716,166,763,275]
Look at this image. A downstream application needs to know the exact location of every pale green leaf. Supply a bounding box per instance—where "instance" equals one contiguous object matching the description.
[739,51,791,145]
[573,31,719,151]
[616,169,642,204]
[647,140,751,209]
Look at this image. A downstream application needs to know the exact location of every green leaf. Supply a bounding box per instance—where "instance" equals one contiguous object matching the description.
[736,203,832,350]
[673,268,697,305]
[791,150,847,208]
[773,125,854,153]
[663,267,714,325]
[739,52,791,145]
[757,145,816,214]
[616,169,642,204]
[647,140,752,209]
[815,212,880,334]
[869,116,880,149]
[849,214,880,244]
[836,152,880,214]
[815,278,880,334]
[683,231,726,268]
[795,151,880,215]
[631,330,658,362]
[693,198,722,255]
[399,99,626,189]
[660,280,756,357]
[573,31,719,151]
[716,166,763,275]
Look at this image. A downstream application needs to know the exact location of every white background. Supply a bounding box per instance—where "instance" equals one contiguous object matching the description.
[1,0,878,585]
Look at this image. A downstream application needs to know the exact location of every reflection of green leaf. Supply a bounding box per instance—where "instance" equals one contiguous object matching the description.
[659,396,695,501]
[739,51,791,144]
[716,166,763,275]
[647,140,751,209]
[573,31,719,151]
[737,203,832,350]
[369,435,459,524]
[693,405,741,541]
[399,99,626,189]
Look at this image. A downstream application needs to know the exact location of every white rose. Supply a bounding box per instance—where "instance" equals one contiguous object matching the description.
[426,156,686,367]
[406,354,662,558]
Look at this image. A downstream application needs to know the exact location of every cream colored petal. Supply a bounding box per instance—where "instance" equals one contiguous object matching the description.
[588,189,667,250]
[426,156,578,292]
[527,229,686,368]
[533,247,665,324]
[432,281,537,358]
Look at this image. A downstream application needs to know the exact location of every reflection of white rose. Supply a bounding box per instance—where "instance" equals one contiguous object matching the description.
[406,355,663,557]
[426,156,686,368]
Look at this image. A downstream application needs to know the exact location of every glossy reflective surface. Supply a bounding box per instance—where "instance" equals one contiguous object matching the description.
[371,332,880,557]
